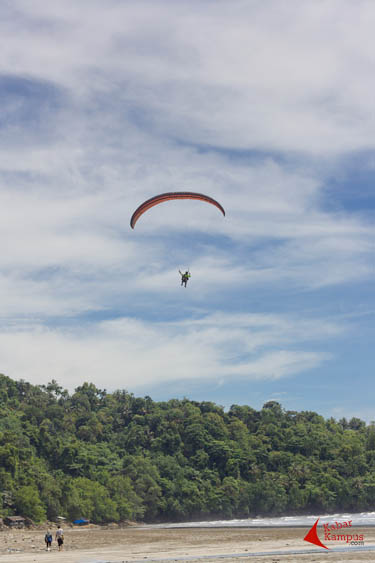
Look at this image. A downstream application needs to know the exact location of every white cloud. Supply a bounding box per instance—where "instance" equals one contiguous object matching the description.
[2,1,375,154]
[0,312,339,391]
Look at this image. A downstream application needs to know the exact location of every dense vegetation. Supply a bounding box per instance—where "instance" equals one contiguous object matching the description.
[0,374,374,524]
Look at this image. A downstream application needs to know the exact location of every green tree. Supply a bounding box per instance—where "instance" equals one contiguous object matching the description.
[14,486,46,522]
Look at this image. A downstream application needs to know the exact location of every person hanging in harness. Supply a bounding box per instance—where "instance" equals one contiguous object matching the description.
[179,270,191,287]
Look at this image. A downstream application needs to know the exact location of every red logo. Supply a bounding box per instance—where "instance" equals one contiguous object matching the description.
[304,518,328,549]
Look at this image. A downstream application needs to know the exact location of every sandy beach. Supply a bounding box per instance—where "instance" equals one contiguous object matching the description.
[0,525,374,563]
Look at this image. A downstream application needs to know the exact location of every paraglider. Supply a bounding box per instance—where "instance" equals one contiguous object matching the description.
[130,192,225,287]
[130,191,225,229]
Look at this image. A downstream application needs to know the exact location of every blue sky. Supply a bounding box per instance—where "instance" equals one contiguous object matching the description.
[0,0,374,420]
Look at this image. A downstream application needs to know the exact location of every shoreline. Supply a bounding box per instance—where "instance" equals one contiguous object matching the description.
[0,526,374,562]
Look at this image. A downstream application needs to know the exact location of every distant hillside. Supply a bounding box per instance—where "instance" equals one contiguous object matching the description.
[0,374,373,523]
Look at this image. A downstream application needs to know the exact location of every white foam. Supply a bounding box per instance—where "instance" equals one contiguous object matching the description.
[144,512,375,529]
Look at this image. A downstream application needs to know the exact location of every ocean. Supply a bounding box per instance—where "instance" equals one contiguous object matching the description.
[144,511,375,528]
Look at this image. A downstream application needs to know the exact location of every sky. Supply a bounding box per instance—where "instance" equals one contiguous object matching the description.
[0,0,374,420]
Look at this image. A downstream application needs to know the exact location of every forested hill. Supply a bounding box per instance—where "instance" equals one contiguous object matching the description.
[0,374,374,524]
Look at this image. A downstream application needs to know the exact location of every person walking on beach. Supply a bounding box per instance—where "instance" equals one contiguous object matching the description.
[55,525,64,551]
[45,530,52,551]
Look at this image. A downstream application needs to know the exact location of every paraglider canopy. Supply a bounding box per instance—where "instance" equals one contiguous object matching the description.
[130,191,225,229]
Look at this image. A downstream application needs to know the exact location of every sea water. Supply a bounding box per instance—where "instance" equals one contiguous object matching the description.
[143,511,375,528]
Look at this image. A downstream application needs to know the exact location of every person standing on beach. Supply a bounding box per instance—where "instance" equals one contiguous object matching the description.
[45,530,52,551]
[55,525,64,551]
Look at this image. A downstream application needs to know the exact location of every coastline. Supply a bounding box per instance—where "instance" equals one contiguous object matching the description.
[0,526,374,562]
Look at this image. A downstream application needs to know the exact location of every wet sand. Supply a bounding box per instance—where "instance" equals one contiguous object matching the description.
[0,525,374,562]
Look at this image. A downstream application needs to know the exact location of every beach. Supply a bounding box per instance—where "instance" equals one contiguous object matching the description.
[0,526,374,563]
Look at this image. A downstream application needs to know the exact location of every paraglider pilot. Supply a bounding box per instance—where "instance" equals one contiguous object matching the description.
[179,270,191,287]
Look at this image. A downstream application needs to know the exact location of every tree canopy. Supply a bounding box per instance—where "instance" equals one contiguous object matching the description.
[0,374,373,523]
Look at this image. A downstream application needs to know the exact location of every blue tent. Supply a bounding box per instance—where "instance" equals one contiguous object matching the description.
[73,518,89,525]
